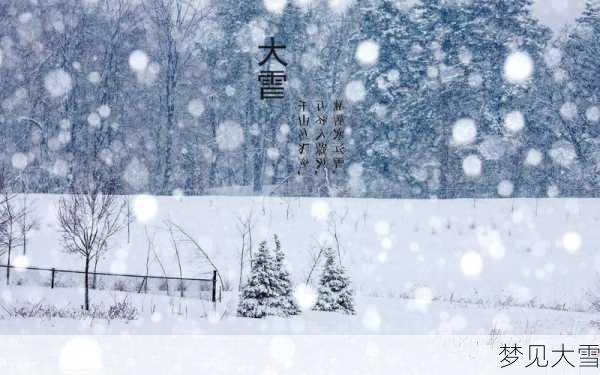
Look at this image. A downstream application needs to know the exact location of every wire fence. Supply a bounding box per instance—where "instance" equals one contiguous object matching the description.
[0,264,220,302]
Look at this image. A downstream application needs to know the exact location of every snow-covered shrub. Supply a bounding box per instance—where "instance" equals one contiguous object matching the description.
[108,299,138,321]
[271,235,300,316]
[314,248,355,315]
[4,301,137,321]
[237,240,282,318]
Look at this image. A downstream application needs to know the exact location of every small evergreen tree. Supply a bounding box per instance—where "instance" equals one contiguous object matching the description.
[237,240,279,318]
[314,248,355,315]
[272,234,301,316]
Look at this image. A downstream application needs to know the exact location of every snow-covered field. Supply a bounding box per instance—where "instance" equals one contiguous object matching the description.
[0,285,594,335]
[2,194,600,334]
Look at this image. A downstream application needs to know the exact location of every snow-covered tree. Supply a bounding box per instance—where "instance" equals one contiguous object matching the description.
[408,0,553,197]
[314,247,355,315]
[237,240,280,318]
[551,0,600,195]
[271,234,300,316]
[347,0,423,197]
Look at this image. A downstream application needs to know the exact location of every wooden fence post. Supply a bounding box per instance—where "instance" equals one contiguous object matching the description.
[211,270,217,303]
[51,268,55,289]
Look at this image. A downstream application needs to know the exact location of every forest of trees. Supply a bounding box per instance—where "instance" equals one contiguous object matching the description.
[1,0,599,199]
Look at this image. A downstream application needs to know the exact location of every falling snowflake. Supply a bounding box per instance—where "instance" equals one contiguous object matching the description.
[310,200,330,221]
[225,85,236,97]
[344,80,366,103]
[478,136,508,161]
[477,227,506,260]
[87,71,101,84]
[462,154,482,177]
[460,251,483,277]
[151,312,162,323]
[547,184,560,198]
[549,141,576,167]
[187,99,205,118]
[525,149,543,167]
[11,152,28,170]
[138,62,160,85]
[328,0,354,13]
[503,51,534,84]
[387,69,400,82]
[44,69,73,97]
[562,231,582,254]
[467,73,483,88]
[426,66,439,79]
[452,118,477,146]
[263,0,287,14]
[172,188,185,201]
[293,284,317,311]
[586,106,600,122]
[87,112,101,128]
[355,40,380,66]
[413,286,433,310]
[266,147,280,160]
[216,120,244,151]
[128,50,149,72]
[380,237,392,250]
[52,159,69,177]
[132,194,158,223]
[13,255,30,269]
[123,158,149,189]
[503,111,525,133]
[362,307,382,331]
[560,102,578,120]
[543,47,562,68]
[497,180,514,197]
[97,105,111,118]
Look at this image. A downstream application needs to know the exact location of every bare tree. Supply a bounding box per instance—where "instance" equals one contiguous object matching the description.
[305,240,326,284]
[235,209,255,290]
[328,208,349,265]
[143,0,216,192]
[0,168,32,285]
[165,219,224,292]
[57,183,126,310]
[138,226,155,294]
[166,220,185,297]
[19,189,37,256]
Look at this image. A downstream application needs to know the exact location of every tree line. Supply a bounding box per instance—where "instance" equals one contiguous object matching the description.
[1,0,599,198]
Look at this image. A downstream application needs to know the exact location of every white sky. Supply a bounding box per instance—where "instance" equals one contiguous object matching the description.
[532,0,587,30]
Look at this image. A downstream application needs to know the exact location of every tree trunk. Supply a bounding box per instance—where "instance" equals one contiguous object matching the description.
[5,244,11,286]
[22,192,27,255]
[84,255,90,311]
[92,253,100,289]
[239,240,245,291]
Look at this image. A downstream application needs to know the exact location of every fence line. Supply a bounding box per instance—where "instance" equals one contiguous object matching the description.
[0,264,220,303]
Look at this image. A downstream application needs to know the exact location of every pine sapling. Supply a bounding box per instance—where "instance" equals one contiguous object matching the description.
[314,247,355,315]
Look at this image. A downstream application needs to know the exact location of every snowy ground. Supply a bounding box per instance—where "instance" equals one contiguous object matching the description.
[0,285,595,335]
[1,194,600,334]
